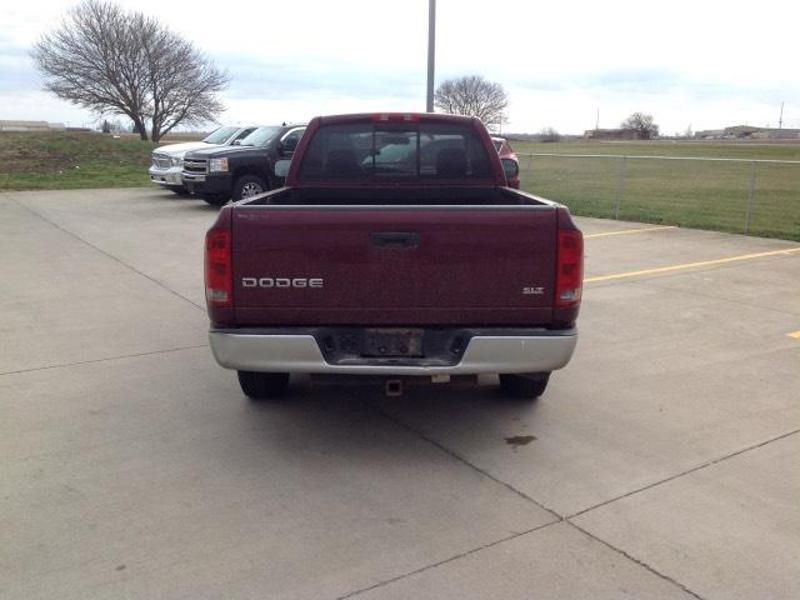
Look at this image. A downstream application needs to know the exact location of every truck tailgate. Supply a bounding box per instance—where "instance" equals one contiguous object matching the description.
[231,206,557,326]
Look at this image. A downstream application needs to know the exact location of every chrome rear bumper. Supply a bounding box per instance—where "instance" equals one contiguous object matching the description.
[209,329,577,375]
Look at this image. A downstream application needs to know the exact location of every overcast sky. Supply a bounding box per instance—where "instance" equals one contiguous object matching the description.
[2,0,799,134]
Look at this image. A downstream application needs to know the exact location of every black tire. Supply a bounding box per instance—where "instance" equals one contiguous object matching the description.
[237,371,290,400]
[499,372,550,399]
[232,175,269,201]
[200,194,228,207]
[167,185,190,196]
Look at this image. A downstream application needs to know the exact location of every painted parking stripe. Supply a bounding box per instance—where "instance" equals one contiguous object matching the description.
[584,225,677,239]
[585,247,800,284]
[788,331,800,340]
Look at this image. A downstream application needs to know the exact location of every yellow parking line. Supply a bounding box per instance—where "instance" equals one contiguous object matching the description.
[585,225,677,239]
[788,331,800,340]
[586,247,800,283]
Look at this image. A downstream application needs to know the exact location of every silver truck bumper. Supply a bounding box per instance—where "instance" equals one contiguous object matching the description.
[209,331,577,375]
[148,166,184,186]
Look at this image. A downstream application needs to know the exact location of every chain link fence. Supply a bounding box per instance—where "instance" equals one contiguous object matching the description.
[518,153,800,241]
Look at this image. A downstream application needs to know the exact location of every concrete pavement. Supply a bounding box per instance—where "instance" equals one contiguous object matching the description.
[1,187,798,599]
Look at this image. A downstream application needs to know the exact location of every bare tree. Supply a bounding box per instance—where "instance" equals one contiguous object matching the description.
[620,112,659,140]
[31,0,229,141]
[538,127,561,143]
[434,75,508,129]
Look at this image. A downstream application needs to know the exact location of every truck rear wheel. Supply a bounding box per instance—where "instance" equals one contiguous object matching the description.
[237,371,289,399]
[233,175,269,201]
[499,373,550,399]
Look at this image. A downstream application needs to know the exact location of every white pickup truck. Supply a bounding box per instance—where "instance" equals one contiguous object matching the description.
[149,126,256,195]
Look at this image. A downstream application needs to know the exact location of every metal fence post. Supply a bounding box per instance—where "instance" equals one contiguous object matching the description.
[613,156,627,219]
[744,161,756,234]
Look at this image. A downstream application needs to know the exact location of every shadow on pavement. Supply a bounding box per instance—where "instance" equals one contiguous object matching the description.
[223,376,544,469]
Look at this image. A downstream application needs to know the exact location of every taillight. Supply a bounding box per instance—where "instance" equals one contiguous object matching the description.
[555,228,583,307]
[205,228,231,308]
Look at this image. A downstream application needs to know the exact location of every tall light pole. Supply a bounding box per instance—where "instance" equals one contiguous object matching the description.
[426,0,436,112]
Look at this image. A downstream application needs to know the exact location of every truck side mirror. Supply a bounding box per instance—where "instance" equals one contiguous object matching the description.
[501,158,519,180]
[274,159,291,178]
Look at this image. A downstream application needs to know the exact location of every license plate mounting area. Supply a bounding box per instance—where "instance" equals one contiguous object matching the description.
[362,328,424,358]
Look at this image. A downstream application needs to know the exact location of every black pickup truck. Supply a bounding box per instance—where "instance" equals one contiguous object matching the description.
[182,124,306,206]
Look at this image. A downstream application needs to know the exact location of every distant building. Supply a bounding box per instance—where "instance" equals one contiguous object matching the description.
[696,125,800,140]
[724,125,760,138]
[0,120,51,132]
[584,128,642,140]
[0,120,70,132]
[751,128,800,140]
[694,129,725,139]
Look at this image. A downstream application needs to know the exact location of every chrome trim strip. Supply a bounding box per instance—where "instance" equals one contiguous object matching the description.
[209,332,577,375]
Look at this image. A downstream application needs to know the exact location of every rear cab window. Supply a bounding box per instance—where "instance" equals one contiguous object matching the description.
[298,122,492,182]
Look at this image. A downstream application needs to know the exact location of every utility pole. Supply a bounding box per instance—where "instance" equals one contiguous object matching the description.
[778,102,785,129]
[595,108,600,130]
[426,0,436,112]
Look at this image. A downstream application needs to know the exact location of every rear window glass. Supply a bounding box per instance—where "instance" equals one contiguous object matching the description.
[298,122,491,182]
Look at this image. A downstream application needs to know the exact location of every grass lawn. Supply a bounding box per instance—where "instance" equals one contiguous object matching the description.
[0,131,201,191]
[511,140,800,241]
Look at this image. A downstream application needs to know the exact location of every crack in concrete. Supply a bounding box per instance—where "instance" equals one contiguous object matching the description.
[567,521,707,600]
[0,344,208,377]
[336,521,559,600]
[376,407,563,520]
[567,427,800,519]
[11,198,206,312]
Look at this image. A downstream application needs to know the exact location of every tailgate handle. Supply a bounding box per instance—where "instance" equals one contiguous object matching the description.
[371,231,420,248]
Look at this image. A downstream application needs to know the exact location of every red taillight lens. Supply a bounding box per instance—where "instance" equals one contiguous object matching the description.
[556,229,583,307]
[205,228,231,308]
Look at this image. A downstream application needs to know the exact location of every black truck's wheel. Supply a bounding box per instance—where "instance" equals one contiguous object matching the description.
[499,373,550,399]
[237,371,290,399]
[233,175,269,201]
[167,185,191,196]
[200,194,229,207]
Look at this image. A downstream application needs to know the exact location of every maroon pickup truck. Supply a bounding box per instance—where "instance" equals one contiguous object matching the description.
[205,113,583,399]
